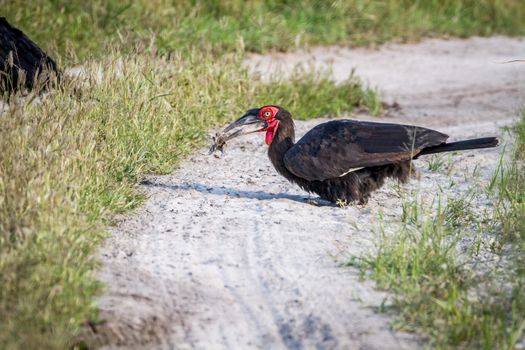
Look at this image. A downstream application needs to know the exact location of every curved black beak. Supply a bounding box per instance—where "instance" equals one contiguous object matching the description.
[221,108,268,140]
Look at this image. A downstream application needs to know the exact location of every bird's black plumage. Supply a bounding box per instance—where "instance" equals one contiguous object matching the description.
[283,119,448,181]
[223,106,499,204]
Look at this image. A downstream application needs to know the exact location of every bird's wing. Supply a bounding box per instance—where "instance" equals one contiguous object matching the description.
[283,119,448,181]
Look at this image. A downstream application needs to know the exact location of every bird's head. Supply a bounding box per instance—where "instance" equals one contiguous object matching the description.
[222,105,291,145]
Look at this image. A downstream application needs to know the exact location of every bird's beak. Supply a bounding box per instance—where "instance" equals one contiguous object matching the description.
[220,111,268,141]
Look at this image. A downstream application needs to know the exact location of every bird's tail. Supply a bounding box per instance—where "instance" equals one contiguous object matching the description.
[416,137,499,158]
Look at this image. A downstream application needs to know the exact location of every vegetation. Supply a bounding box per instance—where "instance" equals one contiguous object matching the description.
[2,0,525,61]
[514,111,525,159]
[352,110,525,349]
[426,153,455,174]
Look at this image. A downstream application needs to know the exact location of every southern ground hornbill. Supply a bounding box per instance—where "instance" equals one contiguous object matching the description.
[211,105,499,204]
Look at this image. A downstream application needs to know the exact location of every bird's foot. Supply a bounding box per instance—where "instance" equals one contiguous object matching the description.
[357,195,370,206]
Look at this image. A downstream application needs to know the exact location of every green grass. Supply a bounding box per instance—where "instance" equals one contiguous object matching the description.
[257,67,383,118]
[0,49,376,349]
[352,110,525,349]
[2,0,525,61]
[489,110,525,246]
[426,153,455,174]
[514,110,525,159]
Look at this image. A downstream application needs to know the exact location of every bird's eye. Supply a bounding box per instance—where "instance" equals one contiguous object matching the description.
[263,111,272,118]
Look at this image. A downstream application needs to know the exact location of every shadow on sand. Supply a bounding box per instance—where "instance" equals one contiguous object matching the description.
[141,180,336,207]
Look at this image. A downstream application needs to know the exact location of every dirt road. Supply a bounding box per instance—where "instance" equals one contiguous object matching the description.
[91,37,525,349]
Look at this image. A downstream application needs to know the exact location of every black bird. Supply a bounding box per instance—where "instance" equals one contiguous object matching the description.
[219,106,499,204]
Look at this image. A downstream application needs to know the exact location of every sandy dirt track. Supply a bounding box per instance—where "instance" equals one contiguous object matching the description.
[90,37,525,349]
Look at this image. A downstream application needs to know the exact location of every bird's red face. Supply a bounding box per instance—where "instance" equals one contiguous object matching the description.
[221,105,281,145]
[259,106,281,145]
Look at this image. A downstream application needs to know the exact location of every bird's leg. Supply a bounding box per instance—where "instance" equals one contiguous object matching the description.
[357,194,370,206]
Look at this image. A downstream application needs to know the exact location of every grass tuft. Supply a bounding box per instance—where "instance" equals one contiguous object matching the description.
[256,67,382,118]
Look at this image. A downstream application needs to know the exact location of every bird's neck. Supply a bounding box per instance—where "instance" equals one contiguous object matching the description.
[268,119,297,181]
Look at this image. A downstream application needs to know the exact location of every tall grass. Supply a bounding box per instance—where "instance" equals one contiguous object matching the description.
[0,49,376,349]
[353,110,525,348]
[2,0,525,61]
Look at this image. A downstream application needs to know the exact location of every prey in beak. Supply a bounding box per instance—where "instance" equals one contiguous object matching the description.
[209,108,268,156]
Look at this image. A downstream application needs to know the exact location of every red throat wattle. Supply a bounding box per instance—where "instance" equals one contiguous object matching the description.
[265,119,280,145]
[258,106,281,145]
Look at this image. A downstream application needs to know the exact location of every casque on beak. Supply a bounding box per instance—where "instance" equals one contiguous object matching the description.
[221,108,268,141]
